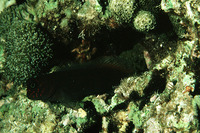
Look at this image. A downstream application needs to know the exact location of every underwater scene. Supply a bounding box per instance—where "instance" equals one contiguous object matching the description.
[0,0,200,132]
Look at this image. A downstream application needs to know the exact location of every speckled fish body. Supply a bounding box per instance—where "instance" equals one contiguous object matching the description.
[27,58,132,103]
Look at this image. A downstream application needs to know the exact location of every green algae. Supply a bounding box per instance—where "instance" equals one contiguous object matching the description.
[128,102,143,128]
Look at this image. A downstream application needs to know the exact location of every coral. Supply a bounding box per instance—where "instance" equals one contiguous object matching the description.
[168,14,187,38]
[0,5,24,35]
[0,88,57,133]
[0,0,200,132]
[142,86,198,132]
[142,33,177,65]
[83,95,110,114]
[77,0,104,37]
[108,0,137,24]
[0,44,4,72]
[0,0,15,12]
[115,71,152,98]
[144,118,162,132]
[138,0,161,14]
[133,10,156,32]
[59,108,92,132]
[192,95,200,118]
[128,102,143,128]
[3,20,54,85]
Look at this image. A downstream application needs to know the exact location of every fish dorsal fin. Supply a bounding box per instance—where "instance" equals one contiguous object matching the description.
[91,56,133,74]
[50,56,133,74]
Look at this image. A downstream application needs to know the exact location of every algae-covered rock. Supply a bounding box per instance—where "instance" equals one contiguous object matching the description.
[128,102,143,128]
[0,0,200,132]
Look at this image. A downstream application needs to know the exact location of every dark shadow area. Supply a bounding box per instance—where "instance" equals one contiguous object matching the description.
[141,32,177,66]
[111,101,129,111]
[155,11,175,34]
[94,26,144,57]
[140,70,167,109]
[16,0,27,5]
[126,122,135,133]
[83,102,103,132]
[98,0,109,14]
[191,57,200,96]
[143,70,167,95]
[108,120,120,132]
[129,91,143,101]
[84,119,103,132]
[0,94,7,100]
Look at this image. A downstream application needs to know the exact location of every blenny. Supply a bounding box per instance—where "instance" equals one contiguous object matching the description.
[27,57,132,104]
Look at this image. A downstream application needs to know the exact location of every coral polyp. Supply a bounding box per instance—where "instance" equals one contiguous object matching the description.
[133,10,156,32]
[3,20,54,85]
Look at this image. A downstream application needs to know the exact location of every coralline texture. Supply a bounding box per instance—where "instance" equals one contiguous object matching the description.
[108,0,137,24]
[115,71,152,98]
[138,0,161,14]
[133,10,156,32]
[0,0,200,132]
[0,5,23,34]
[3,20,54,85]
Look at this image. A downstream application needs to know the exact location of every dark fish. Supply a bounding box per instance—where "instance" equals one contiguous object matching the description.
[27,57,132,103]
